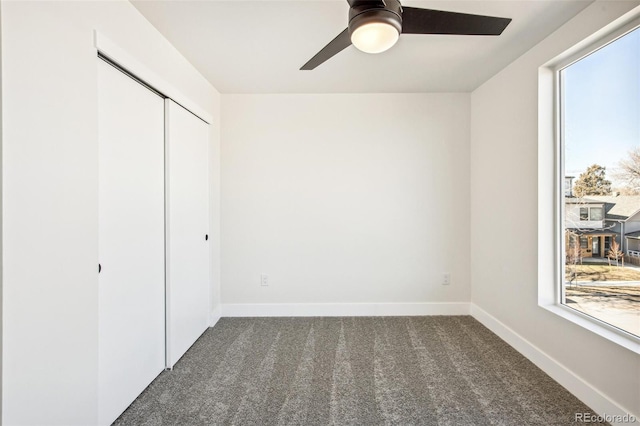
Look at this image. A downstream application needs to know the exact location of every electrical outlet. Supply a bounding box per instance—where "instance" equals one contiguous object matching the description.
[442,273,451,286]
[260,273,269,287]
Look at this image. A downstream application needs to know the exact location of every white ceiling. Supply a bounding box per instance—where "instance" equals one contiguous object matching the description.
[132,0,593,94]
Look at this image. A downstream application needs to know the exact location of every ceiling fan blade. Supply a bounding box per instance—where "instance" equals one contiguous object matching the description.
[347,0,385,7]
[300,28,352,70]
[401,7,511,35]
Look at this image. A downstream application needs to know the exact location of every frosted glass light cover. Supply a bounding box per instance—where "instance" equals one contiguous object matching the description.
[351,22,400,54]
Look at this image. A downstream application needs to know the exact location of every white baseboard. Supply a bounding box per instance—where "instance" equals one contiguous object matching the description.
[221,302,469,317]
[209,308,221,327]
[470,304,637,425]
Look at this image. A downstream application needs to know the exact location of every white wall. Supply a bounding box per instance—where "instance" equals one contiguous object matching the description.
[471,0,640,419]
[0,1,220,424]
[221,94,470,311]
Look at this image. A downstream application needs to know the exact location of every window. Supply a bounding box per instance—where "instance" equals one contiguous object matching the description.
[559,25,640,338]
[580,207,589,220]
[580,236,588,249]
[576,206,603,221]
[579,207,589,220]
[590,207,603,221]
[564,177,574,196]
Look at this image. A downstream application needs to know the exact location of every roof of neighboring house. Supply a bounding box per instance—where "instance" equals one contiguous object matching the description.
[566,195,640,221]
[568,229,615,236]
[625,231,640,239]
[565,197,602,204]
[586,196,640,221]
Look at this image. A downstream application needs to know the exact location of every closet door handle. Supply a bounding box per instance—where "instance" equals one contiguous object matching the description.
[98,263,102,273]
[205,234,209,241]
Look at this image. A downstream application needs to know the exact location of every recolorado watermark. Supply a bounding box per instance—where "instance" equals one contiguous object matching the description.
[575,412,637,423]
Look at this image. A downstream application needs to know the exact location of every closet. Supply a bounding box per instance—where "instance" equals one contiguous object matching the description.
[165,100,210,367]
[97,59,210,425]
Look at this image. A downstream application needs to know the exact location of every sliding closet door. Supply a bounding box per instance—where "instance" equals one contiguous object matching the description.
[98,60,165,425]
[166,99,210,367]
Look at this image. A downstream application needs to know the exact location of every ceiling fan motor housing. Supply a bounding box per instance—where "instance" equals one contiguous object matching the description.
[348,0,403,36]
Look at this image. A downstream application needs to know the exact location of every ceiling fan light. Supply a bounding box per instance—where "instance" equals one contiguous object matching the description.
[351,22,399,54]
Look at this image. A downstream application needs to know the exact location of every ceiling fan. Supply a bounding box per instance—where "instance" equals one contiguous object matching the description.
[301,0,511,70]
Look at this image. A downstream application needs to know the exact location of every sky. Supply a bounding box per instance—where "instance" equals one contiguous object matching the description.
[563,27,640,187]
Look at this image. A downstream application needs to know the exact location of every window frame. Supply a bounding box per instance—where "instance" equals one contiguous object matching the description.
[539,12,640,354]
[589,207,603,221]
[580,236,588,249]
[579,207,589,221]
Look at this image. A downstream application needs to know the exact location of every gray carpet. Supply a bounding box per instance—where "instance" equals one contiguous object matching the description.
[114,316,607,425]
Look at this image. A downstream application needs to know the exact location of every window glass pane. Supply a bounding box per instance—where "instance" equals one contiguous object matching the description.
[561,27,640,338]
[580,236,588,249]
[579,207,589,220]
[590,207,603,221]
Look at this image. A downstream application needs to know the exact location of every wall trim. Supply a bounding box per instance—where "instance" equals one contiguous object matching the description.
[209,310,221,327]
[93,31,213,125]
[470,304,637,424]
[221,302,470,317]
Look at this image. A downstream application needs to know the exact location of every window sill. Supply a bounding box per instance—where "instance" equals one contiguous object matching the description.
[540,303,640,355]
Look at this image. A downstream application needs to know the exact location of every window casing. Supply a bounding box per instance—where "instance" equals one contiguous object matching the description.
[538,12,640,354]
[577,206,604,221]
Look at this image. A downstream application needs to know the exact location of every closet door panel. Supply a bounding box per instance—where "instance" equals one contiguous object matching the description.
[98,60,165,425]
[166,99,210,367]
